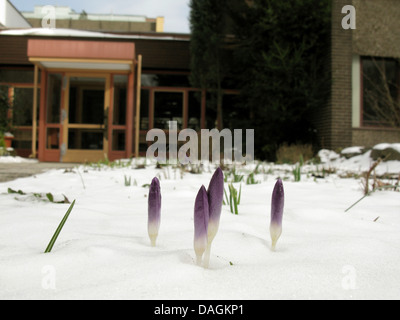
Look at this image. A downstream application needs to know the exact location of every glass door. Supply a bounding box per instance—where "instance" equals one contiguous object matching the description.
[62,74,110,163]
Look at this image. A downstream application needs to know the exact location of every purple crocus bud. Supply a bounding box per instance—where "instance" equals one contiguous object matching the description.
[194,185,209,266]
[148,177,161,247]
[270,178,284,251]
[207,167,224,243]
[203,167,224,268]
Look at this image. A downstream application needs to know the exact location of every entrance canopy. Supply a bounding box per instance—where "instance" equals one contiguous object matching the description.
[25,39,137,162]
[27,39,135,71]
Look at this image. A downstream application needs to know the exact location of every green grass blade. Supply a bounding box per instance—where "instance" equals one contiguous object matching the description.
[44,200,76,253]
[238,183,242,205]
[223,187,229,206]
[232,187,239,215]
[46,193,54,203]
[229,184,234,213]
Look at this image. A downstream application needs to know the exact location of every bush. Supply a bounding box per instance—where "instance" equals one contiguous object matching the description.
[276,143,314,164]
[0,86,12,134]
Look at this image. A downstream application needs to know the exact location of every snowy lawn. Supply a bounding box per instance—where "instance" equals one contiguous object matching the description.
[0,154,399,300]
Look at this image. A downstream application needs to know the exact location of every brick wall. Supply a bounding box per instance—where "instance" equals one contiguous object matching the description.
[352,128,400,147]
[323,0,400,151]
[328,0,353,150]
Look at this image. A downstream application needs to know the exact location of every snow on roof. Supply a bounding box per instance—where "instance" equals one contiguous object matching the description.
[0,27,190,41]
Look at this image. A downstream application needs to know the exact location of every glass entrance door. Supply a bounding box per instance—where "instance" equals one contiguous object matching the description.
[62,74,110,163]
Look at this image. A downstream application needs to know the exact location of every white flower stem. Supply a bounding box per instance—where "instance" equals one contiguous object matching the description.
[196,255,203,266]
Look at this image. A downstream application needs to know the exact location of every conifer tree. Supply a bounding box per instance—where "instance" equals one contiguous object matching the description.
[189,0,229,130]
[233,0,332,160]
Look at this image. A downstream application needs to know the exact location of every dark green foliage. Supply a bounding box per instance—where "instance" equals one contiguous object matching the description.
[8,188,25,195]
[0,86,12,134]
[189,0,232,129]
[233,0,332,160]
[8,188,70,204]
[189,0,332,161]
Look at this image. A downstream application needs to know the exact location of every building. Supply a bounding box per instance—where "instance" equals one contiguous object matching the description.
[0,28,195,163]
[319,0,400,150]
[0,1,197,163]
[22,5,164,33]
[0,2,242,163]
[0,0,31,29]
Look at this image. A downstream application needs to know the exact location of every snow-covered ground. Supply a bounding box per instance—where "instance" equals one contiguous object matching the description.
[0,148,399,300]
[0,155,38,164]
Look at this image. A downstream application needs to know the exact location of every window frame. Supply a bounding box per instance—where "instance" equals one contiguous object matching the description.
[360,56,400,128]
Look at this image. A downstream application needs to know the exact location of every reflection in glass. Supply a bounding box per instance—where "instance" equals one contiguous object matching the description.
[12,130,32,149]
[362,58,399,126]
[47,74,62,123]
[0,69,40,83]
[153,92,183,130]
[13,88,40,126]
[68,129,103,150]
[112,130,126,151]
[69,77,105,125]
[46,128,59,149]
[113,75,127,125]
[140,89,149,130]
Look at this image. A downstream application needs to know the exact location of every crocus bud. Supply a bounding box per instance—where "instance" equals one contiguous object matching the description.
[207,167,224,243]
[204,167,224,268]
[270,178,284,251]
[194,185,209,266]
[148,177,161,247]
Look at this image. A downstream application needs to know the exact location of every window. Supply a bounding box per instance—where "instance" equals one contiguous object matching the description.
[140,89,150,130]
[47,74,62,124]
[362,57,400,127]
[112,130,125,151]
[0,71,41,153]
[113,75,127,125]
[153,91,184,130]
[69,77,105,125]
[0,69,40,84]
[68,129,103,150]
[13,88,40,126]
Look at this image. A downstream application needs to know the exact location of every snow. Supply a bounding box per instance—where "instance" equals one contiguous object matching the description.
[0,155,38,163]
[373,143,400,153]
[318,149,341,163]
[341,146,364,155]
[0,152,399,300]
[318,148,400,177]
